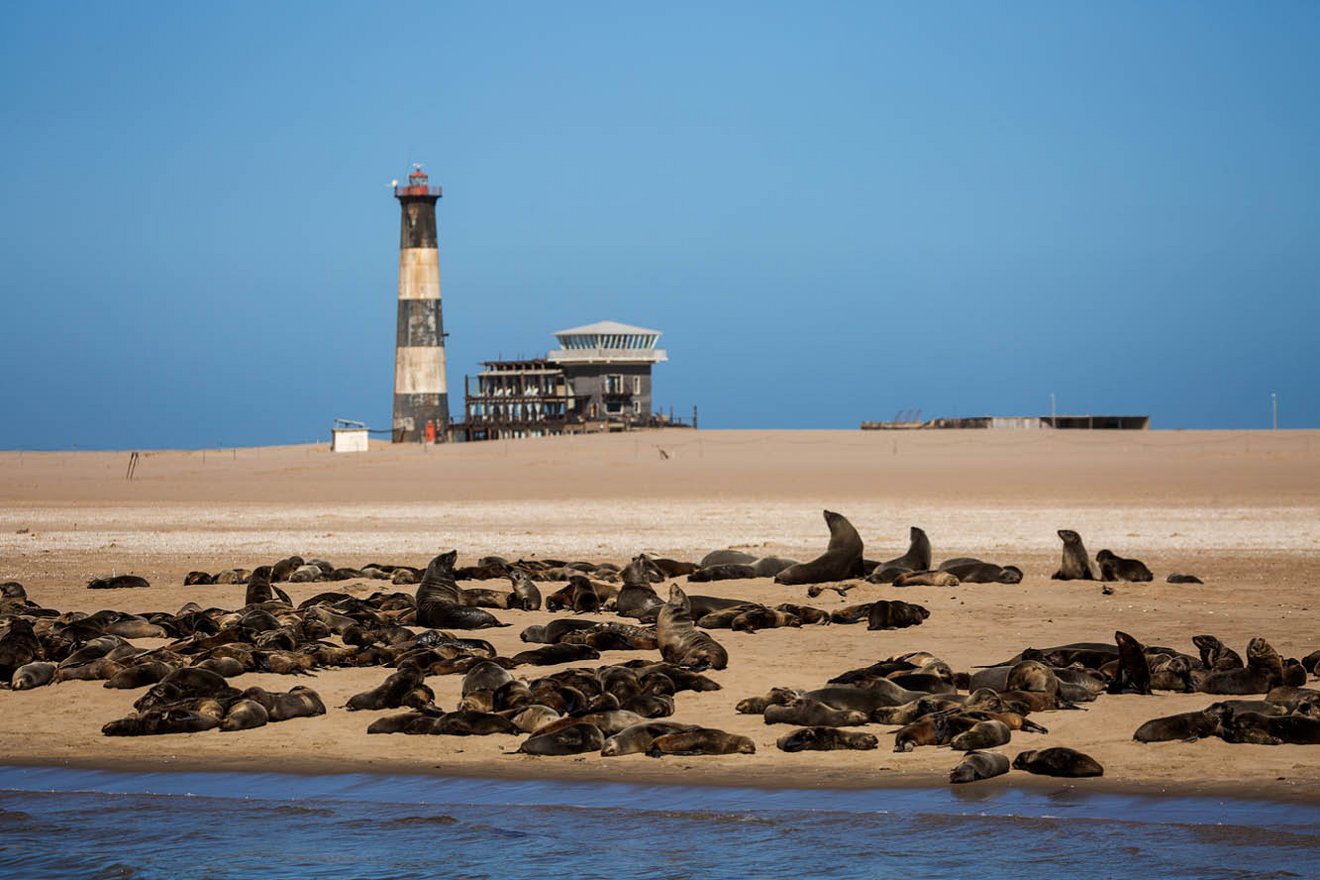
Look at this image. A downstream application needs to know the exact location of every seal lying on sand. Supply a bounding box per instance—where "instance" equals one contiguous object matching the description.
[776,727,877,752]
[656,585,728,670]
[938,559,1023,584]
[774,511,864,585]
[1051,530,1094,580]
[646,728,755,757]
[949,751,1009,784]
[1096,550,1153,582]
[1012,747,1103,777]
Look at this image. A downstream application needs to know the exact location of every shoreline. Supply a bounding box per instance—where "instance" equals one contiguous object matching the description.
[3,755,1319,808]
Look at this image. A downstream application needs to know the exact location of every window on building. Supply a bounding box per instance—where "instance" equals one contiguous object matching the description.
[605,374,624,394]
[632,400,641,415]
[632,375,641,394]
[606,401,623,414]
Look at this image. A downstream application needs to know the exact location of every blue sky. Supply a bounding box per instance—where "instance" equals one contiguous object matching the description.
[2,2,1317,448]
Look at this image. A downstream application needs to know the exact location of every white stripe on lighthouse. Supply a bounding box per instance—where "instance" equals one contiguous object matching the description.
[394,346,447,395]
[397,248,441,301]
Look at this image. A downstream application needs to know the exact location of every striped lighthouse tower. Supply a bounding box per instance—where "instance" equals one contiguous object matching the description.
[392,165,449,443]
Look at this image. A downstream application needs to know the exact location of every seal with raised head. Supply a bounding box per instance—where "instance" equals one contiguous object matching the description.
[1012,747,1103,777]
[416,552,508,629]
[503,567,542,611]
[1096,550,1153,583]
[656,585,728,670]
[1051,530,1094,580]
[867,527,933,582]
[773,510,864,586]
[1199,637,1283,695]
[1107,630,1152,695]
[949,751,1010,784]
[615,555,663,620]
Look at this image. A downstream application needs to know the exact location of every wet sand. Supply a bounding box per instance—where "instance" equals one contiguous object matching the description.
[1,429,1318,801]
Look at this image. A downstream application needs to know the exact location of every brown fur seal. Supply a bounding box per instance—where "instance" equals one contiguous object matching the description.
[1051,530,1094,580]
[503,567,542,611]
[601,722,699,756]
[871,601,934,630]
[1220,712,1320,745]
[1096,550,1153,582]
[87,574,151,590]
[773,510,864,585]
[518,722,604,755]
[867,527,933,582]
[1199,638,1283,695]
[1107,630,1153,695]
[346,668,425,711]
[615,556,663,620]
[656,585,728,671]
[11,661,57,690]
[1132,710,1221,743]
[416,552,508,629]
[1012,747,1103,777]
[687,564,757,582]
[938,559,1023,584]
[949,719,1012,751]
[893,570,960,587]
[777,727,878,752]
[1193,635,1243,671]
[699,549,757,567]
[1166,573,1203,584]
[0,619,40,683]
[102,708,220,736]
[646,728,755,757]
[511,643,601,666]
[949,750,1010,784]
[219,699,270,731]
[764,698,868,727]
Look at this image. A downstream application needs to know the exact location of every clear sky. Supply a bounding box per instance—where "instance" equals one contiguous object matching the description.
[2,2,1317,448]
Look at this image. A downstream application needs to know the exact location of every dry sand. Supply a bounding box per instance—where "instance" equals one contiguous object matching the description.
[1,429,1318,800]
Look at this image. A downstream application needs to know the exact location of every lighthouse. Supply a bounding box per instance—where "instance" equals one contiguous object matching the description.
[391,165,449,442]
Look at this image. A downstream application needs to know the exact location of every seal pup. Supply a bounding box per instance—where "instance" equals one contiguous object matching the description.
[1051,530,1094,580]
[1012,747,1103,777]
[773,510,864,585]
[1096,550,1153,582]
[866,600,931,631]
[1132,710,1221,743]
[11,661,57,690]
[1166,573,1203,584]
[687,564,757,582]
[346,668,425,711]
[646,728,755,757]
[656,585,728,671]
[615,556,664,621]
[776,727,878,752]
[949,751,1010,784]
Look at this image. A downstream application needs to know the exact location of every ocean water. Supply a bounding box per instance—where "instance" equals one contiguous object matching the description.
[0,767,1316,880]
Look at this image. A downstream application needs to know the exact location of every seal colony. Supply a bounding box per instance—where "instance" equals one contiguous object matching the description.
[0,510,1315,791]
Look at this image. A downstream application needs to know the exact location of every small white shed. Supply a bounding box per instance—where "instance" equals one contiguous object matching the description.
[331,419,370,453]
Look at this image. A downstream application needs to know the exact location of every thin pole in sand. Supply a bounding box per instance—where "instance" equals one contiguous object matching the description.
[1272,392,1278,431]
[1050,392,1056,428]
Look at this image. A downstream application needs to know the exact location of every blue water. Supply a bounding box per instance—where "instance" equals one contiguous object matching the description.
[0,766,1316,879]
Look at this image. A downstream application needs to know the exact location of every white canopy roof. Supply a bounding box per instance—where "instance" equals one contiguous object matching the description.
[553,320,662,338]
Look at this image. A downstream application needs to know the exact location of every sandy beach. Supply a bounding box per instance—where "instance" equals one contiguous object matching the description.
[1,429,1318,800]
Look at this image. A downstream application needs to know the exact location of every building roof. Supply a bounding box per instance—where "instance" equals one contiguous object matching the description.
[553,320,662,338]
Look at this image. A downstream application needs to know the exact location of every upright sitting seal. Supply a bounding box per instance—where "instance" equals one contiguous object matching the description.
[615,555,664,621]
[866,527,932,582]
[416,551,508,629]
[1096,550,1153,582]
[774,510,864,586]
[1051,530,1094,580]
[656,585,728,670]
